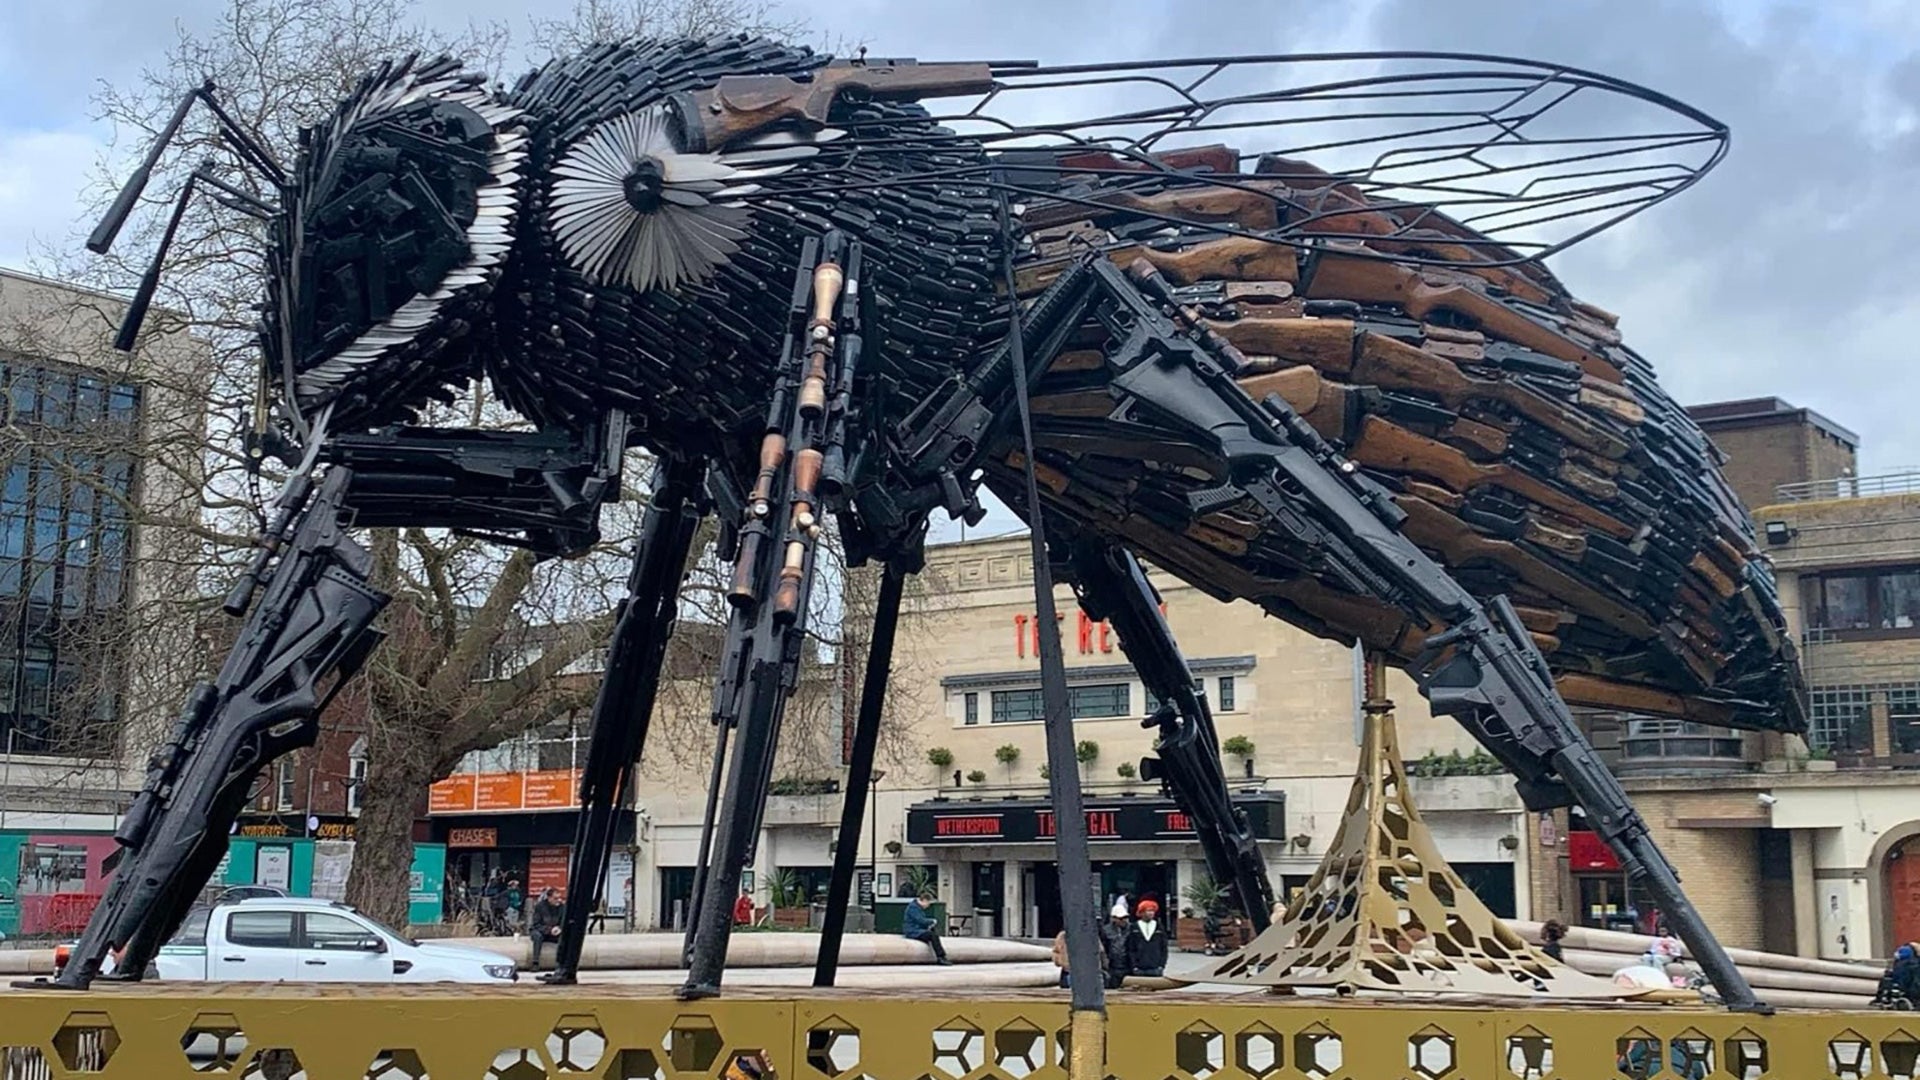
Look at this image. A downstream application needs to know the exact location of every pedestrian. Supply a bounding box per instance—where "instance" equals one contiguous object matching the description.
[504,877,525,932]
[1100,899,1133,989]
[529,888,564,970]
[483,870,507,935]
[1053,929,1109,988]
[733,890,755,926]
[1540,919,1567,962]
[902,891,951,965]
[1875,943,1920,1009]
[1127,898,1169,977]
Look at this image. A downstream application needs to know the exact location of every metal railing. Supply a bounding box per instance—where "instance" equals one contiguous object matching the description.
[1776,470,1920,502]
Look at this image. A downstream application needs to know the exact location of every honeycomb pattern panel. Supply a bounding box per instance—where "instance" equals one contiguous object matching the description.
[1409,1025,1456,1079]
[1500,1026,1552,1079]
[1724,1030,1768,1080]
[1292,1024,1342,1079]
[1670,1028,1713,1079]
[1174,1023,1223,1080]
[5,1048,54,1080]
[606,1048,666,1080]
[806,1018,860,1078]
[489,1048,548,1080]
[52,1011,118,1074]
[992,1021,1045,1080]
[929,1019,984,1080]
[1615,1029,1660,1080]
[1829,1030,1873,1080]
[665,1017,725,1077]
[365,1048,430,1079]
[549,1015,608,1074]
[240,1048,304,1080]
[1233,1023,1282,1079]
[180,1012,249,1074]
[1885,1031,1920,1080]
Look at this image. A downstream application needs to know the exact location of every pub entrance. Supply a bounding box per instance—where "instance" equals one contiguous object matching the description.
[1027,859,1177,939]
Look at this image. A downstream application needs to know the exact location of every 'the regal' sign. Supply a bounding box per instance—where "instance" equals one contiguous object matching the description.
[907,793,1282,846]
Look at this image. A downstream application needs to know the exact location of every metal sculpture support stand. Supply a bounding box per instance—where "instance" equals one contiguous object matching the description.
[49,469,388,989]
[1199,652,1624,998]
[541,458,707,985]
[813,556,914,987]
[680,233,860,999]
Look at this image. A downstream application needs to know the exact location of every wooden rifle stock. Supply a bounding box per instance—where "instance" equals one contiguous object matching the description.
[1350,416,1633,539]
[675,61,995,152]
[1304,250,1618,381]
[1234,364,1352,443]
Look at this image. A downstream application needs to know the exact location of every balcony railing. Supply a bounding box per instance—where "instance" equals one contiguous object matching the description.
[1775,470,1920,502]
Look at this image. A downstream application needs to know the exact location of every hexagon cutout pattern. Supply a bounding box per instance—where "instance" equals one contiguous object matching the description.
[1670,1030,1713,1078]
[1725,1031,1768,1080]
[807,1018,861,1078]
[1174,1023,1223,1080]
[489,1048,548,1080]
[993,1022,1045,1080]
[181,1012,249,1074]
[931,1020,984,1079]
[1504,1028,1551,1079]
[1409,1026,1456,1079]
[240,1048,304,1080]
[1829,1030,1873,1080]
[1233,1023,1282,1078]
[607,1048,666,1080]
[1293,1025,1342,1079]
[1615,1031,1661,1080]
[548,1015,608,1074]
[727,1050,776,1079]
[366,1048,430,1079]
[667,1017,725,1075]
[1885,1032,1920,1080]
[53,1011,119,1073]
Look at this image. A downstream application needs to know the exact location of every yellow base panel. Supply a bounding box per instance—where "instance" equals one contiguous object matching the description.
[0,983,1907,1078]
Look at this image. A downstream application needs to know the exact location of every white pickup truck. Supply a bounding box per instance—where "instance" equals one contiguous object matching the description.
[152,897,518,983]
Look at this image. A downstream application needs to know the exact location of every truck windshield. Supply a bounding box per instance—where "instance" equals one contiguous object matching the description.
[336,905,416,946]
[166,907,212,947]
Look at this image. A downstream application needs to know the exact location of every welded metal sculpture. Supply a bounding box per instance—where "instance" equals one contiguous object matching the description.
[54,39,1804,1017]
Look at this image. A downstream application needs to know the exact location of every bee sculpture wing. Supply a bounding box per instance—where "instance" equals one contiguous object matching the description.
[263,55,528,428]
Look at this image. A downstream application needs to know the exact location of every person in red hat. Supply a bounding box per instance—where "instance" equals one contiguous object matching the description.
[1127,897,1169,977]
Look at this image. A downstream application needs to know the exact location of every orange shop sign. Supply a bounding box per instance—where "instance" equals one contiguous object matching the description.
[428,769,582,815]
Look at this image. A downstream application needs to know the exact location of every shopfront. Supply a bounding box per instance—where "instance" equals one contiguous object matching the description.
[428,767,633,919]
[905,792,1285,938]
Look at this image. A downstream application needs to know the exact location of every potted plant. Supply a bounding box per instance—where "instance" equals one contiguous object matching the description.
[966,769,988,785]
[1116,761,1137,781]
[1076,739,1100,776]
[927,747,954,787]
[767,868,809,928]
[995,743,1020,781]
[1222,734,1255,777]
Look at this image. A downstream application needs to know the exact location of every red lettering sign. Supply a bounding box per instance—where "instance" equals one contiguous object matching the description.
[1014,614,1028,658]
[1038,810,1120,837]
[1162,811,1193,833]
[933,815,1004,838]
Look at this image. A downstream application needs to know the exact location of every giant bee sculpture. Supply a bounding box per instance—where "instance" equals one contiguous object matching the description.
[55,38,1803,1010]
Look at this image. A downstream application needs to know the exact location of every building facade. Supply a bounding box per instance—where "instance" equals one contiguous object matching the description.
[0,267,205,936]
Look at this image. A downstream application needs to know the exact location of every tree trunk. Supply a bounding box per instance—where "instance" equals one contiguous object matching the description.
[346,747,433,927]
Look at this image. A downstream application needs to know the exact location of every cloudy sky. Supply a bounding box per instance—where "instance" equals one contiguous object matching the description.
[3,0,1917,540]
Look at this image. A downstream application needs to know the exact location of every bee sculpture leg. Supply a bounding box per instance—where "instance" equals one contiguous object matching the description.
[1060,535,1277,932]
[1003,258,1765,1011]
[540,458,708,985]
[47,469,388,989]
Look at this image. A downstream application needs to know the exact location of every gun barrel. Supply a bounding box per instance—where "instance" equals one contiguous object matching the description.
[88,86,200,255]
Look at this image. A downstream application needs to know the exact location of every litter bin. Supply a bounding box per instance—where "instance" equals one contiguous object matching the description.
[973,908,996,938]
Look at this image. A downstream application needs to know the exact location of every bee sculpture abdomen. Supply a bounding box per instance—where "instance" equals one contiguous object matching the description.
[1000,159,1804,730]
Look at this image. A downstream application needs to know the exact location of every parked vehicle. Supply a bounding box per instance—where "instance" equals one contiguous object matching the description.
[151,897,516,983]
[213,884,291,903]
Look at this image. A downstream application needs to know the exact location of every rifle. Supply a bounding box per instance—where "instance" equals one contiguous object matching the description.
[672,59,995,153]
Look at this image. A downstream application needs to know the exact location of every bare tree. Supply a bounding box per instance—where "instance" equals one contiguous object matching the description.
[32,0,878,925]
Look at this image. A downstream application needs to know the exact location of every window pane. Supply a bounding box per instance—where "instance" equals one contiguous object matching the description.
[963,692,978,726]
[1821,577,1871,630]
[1069,683,1128,719]
[1881,573,1920,630]
[991,688,1044,724]
[168,907,212,947]
[1217,676,1236,712]
[304,912,378,950]
[226,911,296,948]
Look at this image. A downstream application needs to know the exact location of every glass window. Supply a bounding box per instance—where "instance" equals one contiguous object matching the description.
[1809,686,1874,752]
[225,910,296,948]
[1882,573,1920,630]
[348,756,367,814]
[168,907,212,947]
[963,692,978,726]
[991,688,1044,724]
[1069,683,1129,719]
[1821,576,1872,630]
[303,911,380,950]
[1889,686,1920,756]
[277,761,296,811]
[1217,676,1237,712]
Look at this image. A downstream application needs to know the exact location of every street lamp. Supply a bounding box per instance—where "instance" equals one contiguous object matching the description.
[868,769,886,912]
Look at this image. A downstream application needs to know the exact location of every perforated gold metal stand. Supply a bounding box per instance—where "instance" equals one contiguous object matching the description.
[1192,655,1632,999]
